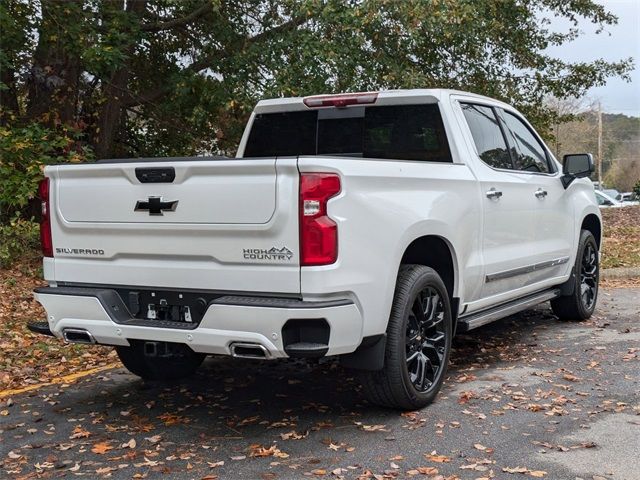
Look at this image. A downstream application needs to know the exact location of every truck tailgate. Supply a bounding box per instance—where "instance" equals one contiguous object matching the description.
[47,158,301,294]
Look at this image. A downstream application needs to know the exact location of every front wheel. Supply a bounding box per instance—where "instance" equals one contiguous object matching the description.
[551,229,599,321]
[360,265,452,410]
[116,340,205,381]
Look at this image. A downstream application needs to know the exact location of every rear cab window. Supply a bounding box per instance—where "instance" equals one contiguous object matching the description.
[244,104,452,162]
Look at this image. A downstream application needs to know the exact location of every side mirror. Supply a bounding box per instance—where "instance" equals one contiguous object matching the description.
[561,153,594,188]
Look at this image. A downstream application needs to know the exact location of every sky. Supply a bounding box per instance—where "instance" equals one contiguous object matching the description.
[544,0,640,116]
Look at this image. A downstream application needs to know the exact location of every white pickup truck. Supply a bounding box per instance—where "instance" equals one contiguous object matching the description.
[30,89,601,409]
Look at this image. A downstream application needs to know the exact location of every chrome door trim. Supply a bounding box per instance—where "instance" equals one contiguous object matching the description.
[485,256,570,283]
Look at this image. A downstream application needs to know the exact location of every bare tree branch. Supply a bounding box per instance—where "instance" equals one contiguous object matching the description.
[141,2,213,32]
[123,14,309,108]
[246,14,308,45]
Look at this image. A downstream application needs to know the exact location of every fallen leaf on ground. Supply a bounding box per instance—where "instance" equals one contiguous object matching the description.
[91,442,113,454]
[424,452,451,463]
[70,425,90,439]
[248,444,289,459]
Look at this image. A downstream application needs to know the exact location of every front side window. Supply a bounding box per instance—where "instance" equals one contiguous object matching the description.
[244,104,452,162]
[460,103,513,170]
[500,111,551,173]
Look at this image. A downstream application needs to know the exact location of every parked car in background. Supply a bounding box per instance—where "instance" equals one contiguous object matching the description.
[594,190,625,208]
[619,192,634,201]
[603,188,621,200]
[618,192,640,206]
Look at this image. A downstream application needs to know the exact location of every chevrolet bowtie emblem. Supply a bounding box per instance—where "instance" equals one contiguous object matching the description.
[134,196,178,216]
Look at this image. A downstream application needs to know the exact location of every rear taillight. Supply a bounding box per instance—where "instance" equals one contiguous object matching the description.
[38,178,53,257]
[299,173,341,266]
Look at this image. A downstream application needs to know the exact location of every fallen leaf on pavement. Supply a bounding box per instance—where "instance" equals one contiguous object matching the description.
[91,442,113,454]
[69,425,90,439]
[145,434,162,444]
[122,438,136,449]
[424,452,451,463]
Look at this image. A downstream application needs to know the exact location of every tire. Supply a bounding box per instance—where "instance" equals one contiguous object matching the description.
[551,229,599,321]
[116,340,205,381]
[360,265,453,410]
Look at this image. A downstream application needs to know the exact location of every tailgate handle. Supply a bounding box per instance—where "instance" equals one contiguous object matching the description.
[135,167,175,183]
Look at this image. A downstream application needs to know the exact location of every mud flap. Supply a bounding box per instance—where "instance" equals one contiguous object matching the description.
[340,334,386,371]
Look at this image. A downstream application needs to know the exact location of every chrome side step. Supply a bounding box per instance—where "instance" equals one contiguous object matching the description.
[457,288,561,332]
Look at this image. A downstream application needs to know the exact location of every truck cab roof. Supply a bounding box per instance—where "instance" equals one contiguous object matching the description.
[254,89,512,114]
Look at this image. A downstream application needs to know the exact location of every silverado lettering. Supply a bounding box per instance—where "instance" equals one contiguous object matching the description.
[55,248,105,256]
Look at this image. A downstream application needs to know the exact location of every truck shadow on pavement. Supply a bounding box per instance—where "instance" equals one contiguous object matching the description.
[7,299,637,479]
[70,305,558,419]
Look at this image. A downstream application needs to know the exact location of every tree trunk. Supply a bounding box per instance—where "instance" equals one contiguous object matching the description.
[94,69,129,159]
[93,0,146,159]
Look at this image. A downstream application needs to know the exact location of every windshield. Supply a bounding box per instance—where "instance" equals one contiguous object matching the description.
[244,104,452,163]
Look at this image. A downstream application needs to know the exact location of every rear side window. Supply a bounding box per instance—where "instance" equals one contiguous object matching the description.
[244,104,452,162]
[364,105,450,162]
[461,103,513,170]
[500,111,551,173]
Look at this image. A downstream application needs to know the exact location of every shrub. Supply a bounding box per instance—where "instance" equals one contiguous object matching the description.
[0,218,40,268]
[0,123,93,222]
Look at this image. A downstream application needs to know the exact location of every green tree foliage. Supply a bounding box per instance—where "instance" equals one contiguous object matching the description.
[0,217,39,267]
[0,123,91,220]
[0,0,634,218]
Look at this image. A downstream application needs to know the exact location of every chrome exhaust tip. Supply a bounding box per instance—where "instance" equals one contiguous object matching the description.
[229,342,270,359]
[62,328,96,345]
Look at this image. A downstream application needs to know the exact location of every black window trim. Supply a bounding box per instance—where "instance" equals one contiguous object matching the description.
[496,108,558,176]
[459,99,559,177]
[460,101,515,171]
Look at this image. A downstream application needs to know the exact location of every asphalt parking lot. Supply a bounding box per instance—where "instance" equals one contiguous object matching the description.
[1,287,638,480]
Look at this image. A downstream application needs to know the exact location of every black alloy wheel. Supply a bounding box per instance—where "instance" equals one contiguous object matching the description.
[359,265,452,410]
[405,286,447,393]
[551,229,599,321]
[580,240,598,310]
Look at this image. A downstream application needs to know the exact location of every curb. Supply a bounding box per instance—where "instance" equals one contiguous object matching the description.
[601,267,640,280]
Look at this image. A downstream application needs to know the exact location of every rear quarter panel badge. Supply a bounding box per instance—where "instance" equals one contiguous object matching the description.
[243,247,293,261]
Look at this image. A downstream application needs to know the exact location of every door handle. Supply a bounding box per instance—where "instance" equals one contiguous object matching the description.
[535,188,548,198]
[486,188,503,200]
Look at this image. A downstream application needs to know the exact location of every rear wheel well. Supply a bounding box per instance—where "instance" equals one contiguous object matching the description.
[581,214,602,249]
[400,236,455,300]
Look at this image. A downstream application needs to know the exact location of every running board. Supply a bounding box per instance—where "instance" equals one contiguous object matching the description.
[457,288,561,332]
